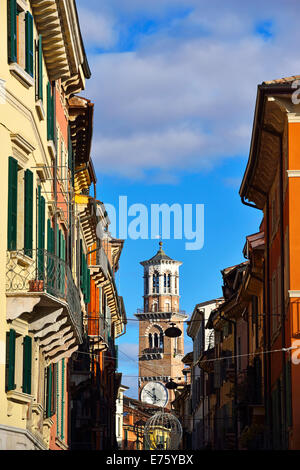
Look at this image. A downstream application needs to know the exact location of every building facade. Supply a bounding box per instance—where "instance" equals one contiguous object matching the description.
[0,0,92,450]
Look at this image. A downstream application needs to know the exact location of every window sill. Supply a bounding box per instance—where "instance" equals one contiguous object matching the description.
[7,389,33,405]
[11,250,33,268]
[9,63,34,89]
[47,140,56,160]
[36,99,45,121]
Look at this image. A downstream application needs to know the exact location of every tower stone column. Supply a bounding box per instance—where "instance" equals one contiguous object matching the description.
[136,242,188,409]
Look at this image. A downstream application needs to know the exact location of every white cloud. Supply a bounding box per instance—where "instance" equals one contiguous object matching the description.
[77,7,117,49]
[78,0,300,181]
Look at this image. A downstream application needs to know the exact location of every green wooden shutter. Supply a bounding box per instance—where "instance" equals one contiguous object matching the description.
[6,329,16,391]
[68,125,74,185]
[47,82,54,141]
[38,186,45,279]
[8,0,17,63]
[61,359,65,439]
[22,335,32,394]
[24,170,33,257]
[25,12,34,77]
[86,267,90,304]
[38,35,43,101]
[46,364,52,418]
[7,156,18,251]
[47,220,55,293]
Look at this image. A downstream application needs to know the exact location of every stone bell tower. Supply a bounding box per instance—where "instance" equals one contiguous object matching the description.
[136,242,188,409]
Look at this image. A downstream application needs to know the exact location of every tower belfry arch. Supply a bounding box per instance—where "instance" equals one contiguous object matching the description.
[136,242,188,409]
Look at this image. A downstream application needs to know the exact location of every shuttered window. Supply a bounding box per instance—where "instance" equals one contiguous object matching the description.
[37,35,43,101]
[37,186,45,278]
[80,241,91,304]
[8,0,17,64]
[47,82,55,142]
[68,125,74,185]
[25,12,34,77]
[22,335,32,394]
[7,156,18,251]
[45,364,56,418]
[24,169,33,257]
[6,329,16,391]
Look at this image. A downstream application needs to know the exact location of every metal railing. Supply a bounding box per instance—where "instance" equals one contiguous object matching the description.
[88,246,108,279]
[137,308,186,315]
[143,347,164,354]
[87,314,109,343]
[6,249,82,340]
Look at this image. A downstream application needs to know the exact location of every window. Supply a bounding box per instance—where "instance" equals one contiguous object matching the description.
[7,156,18,251]
[149,333,153,349]
[160,333,164,350]
[167,274,171,289]
[22,335,32,394]
[144,275,149,295]
[153,272,159,293]
[6,329,16,391]
[24,170,33,257]
[47,82,55,142]
[8,1,34,77]
[35,35,43,101]
[45,363,57,418]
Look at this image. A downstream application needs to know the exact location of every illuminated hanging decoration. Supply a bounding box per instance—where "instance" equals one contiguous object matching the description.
[144,411,182,450]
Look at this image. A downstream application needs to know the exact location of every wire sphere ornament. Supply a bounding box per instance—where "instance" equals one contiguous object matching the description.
[144,411,183,450]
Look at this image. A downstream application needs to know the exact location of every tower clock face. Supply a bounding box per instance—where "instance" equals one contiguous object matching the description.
[140,381,168,407]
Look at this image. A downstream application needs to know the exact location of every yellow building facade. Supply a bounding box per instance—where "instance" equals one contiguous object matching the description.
[0,0,90,450]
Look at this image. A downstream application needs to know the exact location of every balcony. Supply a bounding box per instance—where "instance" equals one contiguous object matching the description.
[140,347,164,360]
[88,247,108,286]
[6,249,83,358]
[136,308,187,321]
[87,314,109,351]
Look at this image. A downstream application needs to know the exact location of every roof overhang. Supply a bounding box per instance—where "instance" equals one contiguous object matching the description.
[30,0,90,94]
[239,80,300,209]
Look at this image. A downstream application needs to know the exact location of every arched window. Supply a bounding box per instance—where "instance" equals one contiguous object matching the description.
[160,333,164,350]
[154,333,159,348]
[149,333,153,349]
[145,275,149,295]
[167,274,171,288]
[153,272,159,293]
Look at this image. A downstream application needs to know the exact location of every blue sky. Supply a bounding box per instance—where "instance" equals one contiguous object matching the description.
[76,0,300,398]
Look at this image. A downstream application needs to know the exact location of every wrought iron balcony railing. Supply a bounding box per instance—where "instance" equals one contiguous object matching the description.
[88,246,108,278]
[87,314,109,344]
[6,249,82,340]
